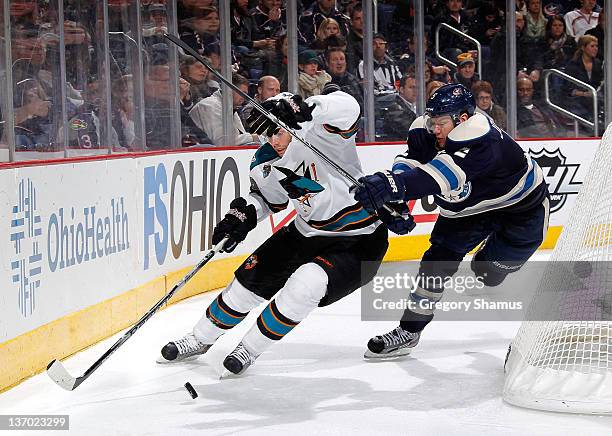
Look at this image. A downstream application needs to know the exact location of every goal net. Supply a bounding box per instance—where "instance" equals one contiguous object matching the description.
[503,123,612,414]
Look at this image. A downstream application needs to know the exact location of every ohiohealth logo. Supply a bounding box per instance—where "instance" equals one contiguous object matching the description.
[10,178,43,318]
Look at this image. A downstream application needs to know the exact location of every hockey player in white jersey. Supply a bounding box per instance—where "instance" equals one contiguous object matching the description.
[158,88,401,375]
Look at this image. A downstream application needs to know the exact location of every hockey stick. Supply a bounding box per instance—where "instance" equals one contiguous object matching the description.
[46,237,229,391]
[163,34,411,225]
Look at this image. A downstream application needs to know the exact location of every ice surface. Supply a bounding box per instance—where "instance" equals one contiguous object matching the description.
[2,252,612,435]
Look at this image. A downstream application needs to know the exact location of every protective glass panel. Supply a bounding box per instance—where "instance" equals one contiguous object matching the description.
[11,0,66,160]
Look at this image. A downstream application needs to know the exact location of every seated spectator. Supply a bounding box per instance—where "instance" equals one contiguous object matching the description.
[189,73,259,146]
[143,3,169,47]
[472,80,507,131]
[345,4,363,73]
[357,33,401,95]
[517,76,560,137]
[179,6,220,55]
[298,50,331,98]
[310,17,341,51]
[426,80,446,98]
[177,0,216,22]
[585,8,605,62]
[111,75,136,150]
[317,34,347,69]
[325,47,363,108]
[240,75,281,124]
[180,55,219,104]
[564,34,603,123]
[525,0,547,39]
[262,33,289,91]
[429,0,472,62]
[383,74,418,140]
[231,0,276,53]
[298,0,350,45]
[467,1,503,56]
[250,0,285,40]
[13,77,54,151]
[565,0,599,42]
[489,12,545,104]
[543,15,576,70]
[452,52,479,90]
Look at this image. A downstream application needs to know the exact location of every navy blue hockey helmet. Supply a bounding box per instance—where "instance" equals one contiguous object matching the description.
[425,83,476,125]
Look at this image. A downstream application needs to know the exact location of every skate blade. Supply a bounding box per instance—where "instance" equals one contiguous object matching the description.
[156,355,200,364]
[219,369,236,379]
[363,347,413,360]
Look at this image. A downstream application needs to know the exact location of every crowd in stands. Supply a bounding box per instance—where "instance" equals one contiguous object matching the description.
[3,0,608,153]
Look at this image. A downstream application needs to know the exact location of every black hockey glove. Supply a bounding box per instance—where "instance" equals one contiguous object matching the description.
[212,197,257,253]
[246,94,315,136]
[354,171,406,214]
[376,201,416,235]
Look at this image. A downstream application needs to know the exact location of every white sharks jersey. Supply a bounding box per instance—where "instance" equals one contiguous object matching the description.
[247,91,380,237]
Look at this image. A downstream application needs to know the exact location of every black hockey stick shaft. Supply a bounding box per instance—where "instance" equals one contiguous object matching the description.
[163,33,362,187]
[163,33,407,221]
[47,237,228,390]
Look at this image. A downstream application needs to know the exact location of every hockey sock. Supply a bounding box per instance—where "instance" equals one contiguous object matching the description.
[193,279,264,343]
[242,263,328,356]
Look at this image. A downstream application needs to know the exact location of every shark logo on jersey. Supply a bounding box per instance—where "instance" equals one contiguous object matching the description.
[530,148,581,213]
[274,163,325,202]
[437,181,472,203]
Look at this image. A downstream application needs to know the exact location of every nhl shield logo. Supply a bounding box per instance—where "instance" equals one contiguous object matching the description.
[530,148,581,213]
[244,254,258,270]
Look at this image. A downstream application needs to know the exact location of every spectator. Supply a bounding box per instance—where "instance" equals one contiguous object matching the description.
[489,12,545,104]
[189,73,258,146]
[179,6,220,55]
[525,0,547,39]
[429,0,472,62]
[325,47,363,108]
[585,8,605,62]
[517,76,559,137]
[262,33,289,91]
[564,0,599,42]
[472,80,507,130]
[345,4,363,73]
[317,34,347,68]
[177,0,216,22]
[357,33,402,95]
[516,0,528,14]
[310,17,341,51]
[467,1,503,54]
[143,3,169,47]
[427,80,446,98]
[250,0,285,40]
[564,34,603,122]
[111,75,136,150]
[298,0,350,45]
[452,52,480,90]
[543,15,576,70]
[241,75,281,124]
[383,74,418,140]
[231,0,276,53]
[297,49,331,98]
[13,77,54,151]
[180,55,219,104]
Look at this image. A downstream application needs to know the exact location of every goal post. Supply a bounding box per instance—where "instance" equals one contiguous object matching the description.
[503,123,612,414]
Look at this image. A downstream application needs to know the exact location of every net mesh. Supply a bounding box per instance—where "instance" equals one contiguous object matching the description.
[504,123,612,412]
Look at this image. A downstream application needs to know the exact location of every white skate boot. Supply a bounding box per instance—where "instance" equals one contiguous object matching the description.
[222,342,258,375]
[157,332,212,364]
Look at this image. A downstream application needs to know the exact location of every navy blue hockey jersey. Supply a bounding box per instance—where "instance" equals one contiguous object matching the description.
[392,113,547,218]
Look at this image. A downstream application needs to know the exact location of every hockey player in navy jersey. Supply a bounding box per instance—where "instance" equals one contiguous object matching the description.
[354,83,550,358]
[158,89,393,374]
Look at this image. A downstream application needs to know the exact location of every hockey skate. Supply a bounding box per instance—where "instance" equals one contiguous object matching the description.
[157,332,212,364]
[364,326,421,359]
[222,342,257,375]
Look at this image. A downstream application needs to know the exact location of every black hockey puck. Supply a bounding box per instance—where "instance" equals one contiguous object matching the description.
[184,382,198,399]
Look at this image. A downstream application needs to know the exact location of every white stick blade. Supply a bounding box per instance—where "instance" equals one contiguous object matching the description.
[46,359,78,391]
